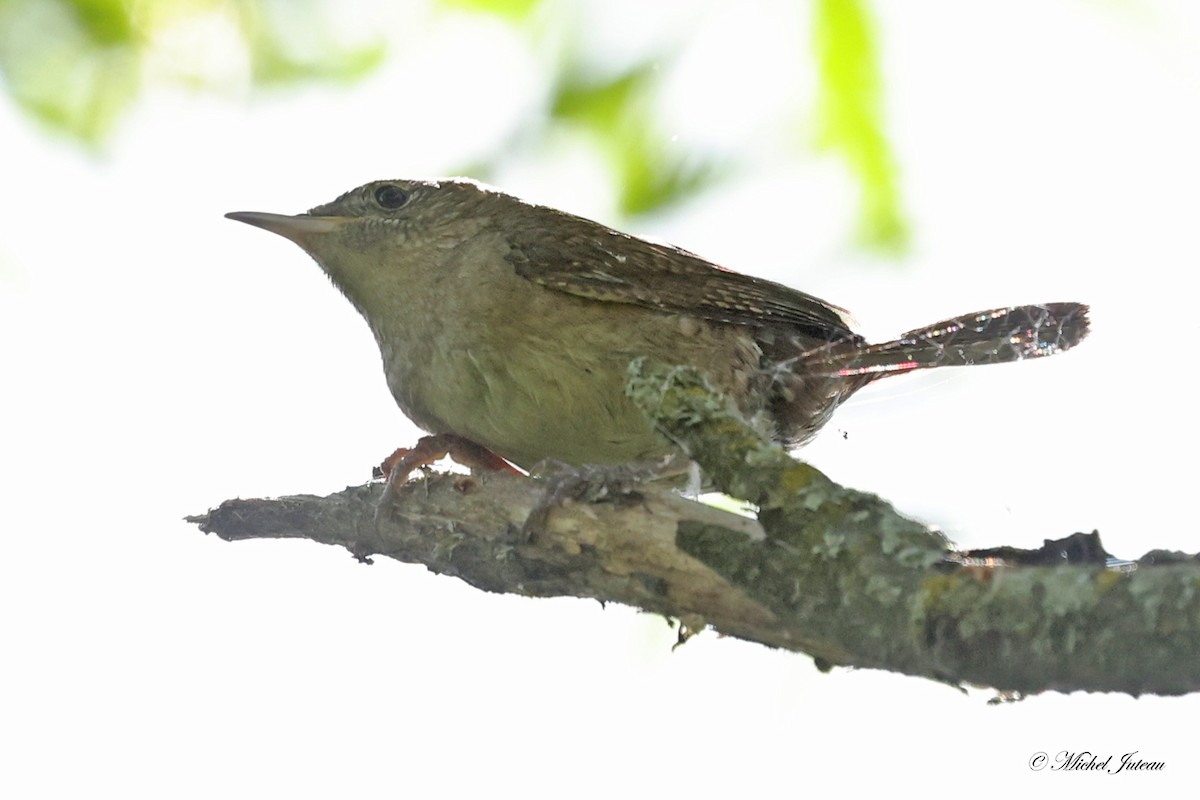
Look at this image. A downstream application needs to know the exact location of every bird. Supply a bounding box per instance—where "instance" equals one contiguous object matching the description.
[226,178,1089,481]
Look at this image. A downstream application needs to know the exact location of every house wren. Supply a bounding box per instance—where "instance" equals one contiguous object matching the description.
[226,178,1089,474]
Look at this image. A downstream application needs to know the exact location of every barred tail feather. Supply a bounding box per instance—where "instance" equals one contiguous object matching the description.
[820,302,1091,379]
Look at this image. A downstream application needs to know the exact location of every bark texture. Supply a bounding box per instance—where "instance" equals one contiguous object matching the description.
[188,361,1200,696]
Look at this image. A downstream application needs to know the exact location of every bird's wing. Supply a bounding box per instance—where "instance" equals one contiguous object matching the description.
[503,212,856,341]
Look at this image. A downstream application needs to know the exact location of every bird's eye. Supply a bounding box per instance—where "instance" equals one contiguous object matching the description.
[373,184,409,209]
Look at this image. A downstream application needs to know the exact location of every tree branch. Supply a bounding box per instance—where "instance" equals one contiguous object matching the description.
[188,361,1200,697]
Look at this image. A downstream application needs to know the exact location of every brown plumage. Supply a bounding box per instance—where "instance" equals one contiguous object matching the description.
[227,178,1090,470]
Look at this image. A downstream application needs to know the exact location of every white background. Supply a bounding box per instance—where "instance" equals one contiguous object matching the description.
[2,1,1197,797]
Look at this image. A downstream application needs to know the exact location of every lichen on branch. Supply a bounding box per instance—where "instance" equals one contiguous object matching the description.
[188,361,1200,697]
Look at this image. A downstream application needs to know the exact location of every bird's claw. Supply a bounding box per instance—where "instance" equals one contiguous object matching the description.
[522,455,692,541]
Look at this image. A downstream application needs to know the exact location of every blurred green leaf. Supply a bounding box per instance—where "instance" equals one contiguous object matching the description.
[238,0,387,85]
[0,0,388,145]
[553,64,722,217]
[0,0,141,144]
[66,0,137,45]
[614,126,723,217]
[814,0,908,252]
[0,0,904,247]
[554,67,645,129]
[437,0,542,22]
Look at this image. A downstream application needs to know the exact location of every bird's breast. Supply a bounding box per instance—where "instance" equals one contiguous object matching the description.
[375,281,762,468]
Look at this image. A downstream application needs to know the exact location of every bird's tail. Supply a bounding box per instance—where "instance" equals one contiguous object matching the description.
[807,302,1091,378]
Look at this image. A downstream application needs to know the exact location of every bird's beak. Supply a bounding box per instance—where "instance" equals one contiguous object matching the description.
[224,211,348,244]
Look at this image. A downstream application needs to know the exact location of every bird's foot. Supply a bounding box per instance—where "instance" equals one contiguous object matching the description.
[374,433,521,485]
[522,454,692,540]
[374,434,522,525]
